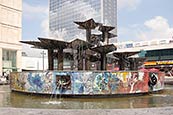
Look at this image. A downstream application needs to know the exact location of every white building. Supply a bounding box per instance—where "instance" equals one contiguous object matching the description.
[0,0,22,76]
[22,45,48,71]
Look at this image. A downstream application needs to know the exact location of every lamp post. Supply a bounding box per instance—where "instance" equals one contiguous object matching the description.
[41,51,46,71]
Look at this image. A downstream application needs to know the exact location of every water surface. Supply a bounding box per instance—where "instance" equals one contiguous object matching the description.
[0,85,173,109]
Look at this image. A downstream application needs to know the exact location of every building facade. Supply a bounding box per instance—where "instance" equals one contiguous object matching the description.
[49,0,117,42]
[114,39,173,71]
[0,0,22,76]
[22,45,48,71]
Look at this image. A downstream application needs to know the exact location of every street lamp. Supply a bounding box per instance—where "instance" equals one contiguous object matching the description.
[41,51,46,71]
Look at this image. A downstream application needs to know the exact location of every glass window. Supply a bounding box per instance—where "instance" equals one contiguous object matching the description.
[2,49,17,68]
[49,0,111,41]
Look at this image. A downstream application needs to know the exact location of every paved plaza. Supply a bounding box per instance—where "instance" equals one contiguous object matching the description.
[0,107,173,115]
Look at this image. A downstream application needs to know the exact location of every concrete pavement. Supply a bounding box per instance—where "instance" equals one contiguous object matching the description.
[0,107,173,115]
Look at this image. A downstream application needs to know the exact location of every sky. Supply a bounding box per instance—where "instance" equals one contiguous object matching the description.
[23,0,173,42]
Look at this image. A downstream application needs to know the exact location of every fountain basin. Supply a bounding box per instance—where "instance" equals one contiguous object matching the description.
[10,71,165,97]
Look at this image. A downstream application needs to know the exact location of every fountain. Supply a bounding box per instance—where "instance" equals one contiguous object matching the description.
[10,19,165,98]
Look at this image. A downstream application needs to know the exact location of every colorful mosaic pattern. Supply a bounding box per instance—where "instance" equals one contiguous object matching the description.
[10,71,164,95]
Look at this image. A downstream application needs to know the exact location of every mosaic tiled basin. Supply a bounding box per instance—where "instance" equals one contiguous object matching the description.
[10,70,165,97]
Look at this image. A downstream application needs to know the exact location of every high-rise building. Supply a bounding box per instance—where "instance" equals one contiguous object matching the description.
[49,0,117,42]
[0,0,22,76]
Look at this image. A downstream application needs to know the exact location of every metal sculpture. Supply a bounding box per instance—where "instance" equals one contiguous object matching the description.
[74,19,100,43]
[74,18,117,70]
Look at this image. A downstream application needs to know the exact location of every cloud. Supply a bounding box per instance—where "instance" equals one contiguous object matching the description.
[23,2,49,37]
[117,0,142,10]
[144,16,170,31]
[119,16,173,41]
[137,16,173,40]
[41,16,49,37]
[23,2,48,20]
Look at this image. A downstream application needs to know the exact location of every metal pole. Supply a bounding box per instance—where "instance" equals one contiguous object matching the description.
[43,51,44,71]
[41,51,46,71]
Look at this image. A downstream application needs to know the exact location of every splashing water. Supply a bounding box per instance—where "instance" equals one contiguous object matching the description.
[42,82,64,105]
[41,101,62,105]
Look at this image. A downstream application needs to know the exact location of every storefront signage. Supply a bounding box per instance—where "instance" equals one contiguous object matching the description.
[144,60,173,66]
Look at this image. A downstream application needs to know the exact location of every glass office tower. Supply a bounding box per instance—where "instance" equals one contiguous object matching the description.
[49,0,117,42]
